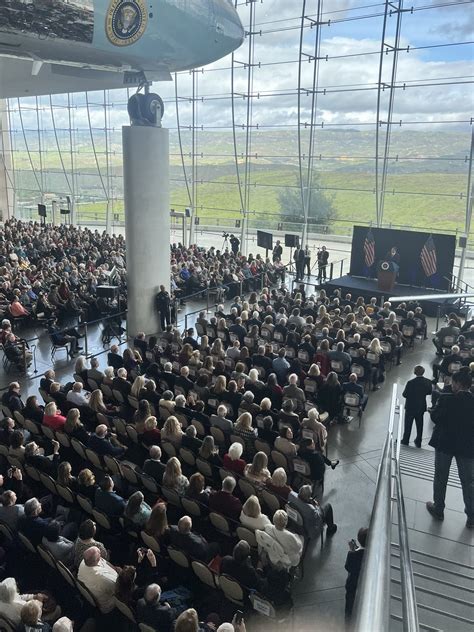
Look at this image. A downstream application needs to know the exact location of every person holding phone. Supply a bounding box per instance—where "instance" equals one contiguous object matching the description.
[344,527,368,619]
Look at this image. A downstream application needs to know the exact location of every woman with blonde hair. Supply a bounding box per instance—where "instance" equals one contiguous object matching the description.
[198,435,222,468]
[244,451,271,484]
[239,495,271,530]
[265,467,292,503]
[210,338,225,361]
[301,407,328,450]
[74,356,88,381]
[211,374,227,396]
[188,349,202,369]
[43,401,66,431]
[199,334,210,356]
[234,411,257,457]
[161,415,183,447]
[367,337,385,390]
[64,408,90,443]
[77,468,97,500]
[162,456,189,495]
[57,461,77,490]
[130,375,146,399]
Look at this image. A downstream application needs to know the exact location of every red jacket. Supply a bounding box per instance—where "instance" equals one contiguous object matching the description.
[43,413,66,431]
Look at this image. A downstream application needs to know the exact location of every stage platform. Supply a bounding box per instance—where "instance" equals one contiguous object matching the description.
[322,274,460,317]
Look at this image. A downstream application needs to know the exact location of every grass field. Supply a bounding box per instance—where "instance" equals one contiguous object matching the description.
[10,128,472,241]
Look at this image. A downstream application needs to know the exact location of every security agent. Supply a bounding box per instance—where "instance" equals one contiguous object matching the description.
[229,234,240,255]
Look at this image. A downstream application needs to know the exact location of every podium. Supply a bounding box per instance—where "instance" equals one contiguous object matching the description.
[377,260,397,291]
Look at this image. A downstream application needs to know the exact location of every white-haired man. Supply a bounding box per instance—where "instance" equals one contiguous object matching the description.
[143,445,166,483]
[210,405,233,434]
[136,583,177,632]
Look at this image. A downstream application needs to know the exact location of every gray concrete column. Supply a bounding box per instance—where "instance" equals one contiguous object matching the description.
[123,125,170,335]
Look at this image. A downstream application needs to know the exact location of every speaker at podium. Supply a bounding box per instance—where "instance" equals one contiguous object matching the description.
[377,260,397,291]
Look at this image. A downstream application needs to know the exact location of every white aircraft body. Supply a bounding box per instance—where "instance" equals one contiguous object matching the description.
[0,0,244,97]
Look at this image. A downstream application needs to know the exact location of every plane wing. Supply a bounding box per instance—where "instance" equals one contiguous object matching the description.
[0,56,171,99]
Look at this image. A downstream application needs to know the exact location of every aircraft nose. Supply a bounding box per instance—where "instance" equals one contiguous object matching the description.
[212,0,245,55]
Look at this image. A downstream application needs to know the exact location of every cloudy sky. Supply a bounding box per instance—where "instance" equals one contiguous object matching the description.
[7,0,473,136]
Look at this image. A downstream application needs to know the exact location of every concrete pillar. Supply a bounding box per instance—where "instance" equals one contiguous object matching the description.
[0,101,14,221]
[123,125,170,335]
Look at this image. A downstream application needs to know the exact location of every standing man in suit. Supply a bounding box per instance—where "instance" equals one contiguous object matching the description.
[317,245,329,282]
[344,527,368,619]
[293,244,305,281]
[426,369,474,528]
[272,240,283,263]
[401,366,433,447]
[304,246,311,277]
[156,285,171,331]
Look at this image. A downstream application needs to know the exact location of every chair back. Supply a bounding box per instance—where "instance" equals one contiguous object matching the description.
[39,472,58,495]
[254,439,271,456]
[167,546,190,568]
[112,389,124,404]
[140,530,161,553]
[125,424,139,443]
[76,580,99,609]
[236,525,258,548]
[76,493,94,514]
[140,473,159,494]
[344,392,361,408]
[179,447,196,466]
[71,438,87,460]
[0,522,14,543]
[41,425,56,441]
[88,378,99,392]
[261,489,281,517]
[0,615,17,632]
[101,384,113,399]
[209,512,232,536]
[55,431,71,448]
[37,544,56,569]
[238,477,257,499]
[92,508,112,530]
[56,560,76,587]
[139,624,156,632]
[210,426,226,446]
[161,441,177,458]
[23,419,41,435]
[191,560,217,588]
[85,448,103,470]
[285,503,304,529]
[271,449,289,471]
[13,410,25,426]
[181,497,202,517]
[161,486,181,507]
[191,419,206,437]
[128,395,139,409]
[18,531,36,553]
[219,574,245,605]
[114,598,137,623]
[350,364,365,379]
[104,455,122,476]
[121,462,139,485]
[292,458,311,477]
[249,593,277,618]
[196,457,213,479]
[56,484,75,504]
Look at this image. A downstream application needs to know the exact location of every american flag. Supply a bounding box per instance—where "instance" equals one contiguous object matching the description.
[364,228,375,268]
[420,235,437,277]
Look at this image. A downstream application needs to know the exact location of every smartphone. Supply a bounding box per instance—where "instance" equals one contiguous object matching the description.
[234,610,243,625]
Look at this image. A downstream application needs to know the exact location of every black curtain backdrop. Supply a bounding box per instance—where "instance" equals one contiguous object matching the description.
[349,226,455,291]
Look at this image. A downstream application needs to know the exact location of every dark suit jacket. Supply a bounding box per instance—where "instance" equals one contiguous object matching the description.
[168,526,214,562]
[108,352,124,370]
[345,548,365,593]
[402,376,432,413]
[94,488,126,517]
[112,376,131,397]
[136,598,177,632]
[19,515,51,546]
[208,490,242,522]
[181,435,203,454]
[429,391,474,458]
[220,556,264,590]
[143,459,166,483]
[27,453,59,476]
[88,433,125,457]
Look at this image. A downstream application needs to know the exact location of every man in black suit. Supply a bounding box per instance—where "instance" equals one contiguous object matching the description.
[174,366,194,395]
[342,373,368,410]
[25,440,60,476]
[317,245,329,281]
[107,345,124,371]
[137,584,177,632]
[220,540,265,591]
[181,425,202,454]
[426,369,474,527]
[168,515,219,562]
[229,317,247,345]
[293,246,305,281]
[94,475,126,518]
[112,368,131,397]
[344,527,368,618]
[142,445,166,483]
[401,366,432,447]
[155,285,171,330]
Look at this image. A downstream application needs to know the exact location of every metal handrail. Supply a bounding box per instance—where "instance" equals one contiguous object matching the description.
[395,401,420,632]
[353,382,397,632]
[354,384,419,632]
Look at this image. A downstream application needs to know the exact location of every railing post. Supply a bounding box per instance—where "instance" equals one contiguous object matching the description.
[84,322,89,358]
[185,314,188,332]
[329,262,334,280]
[22,341,27,374]
[340,259,343,277]
[206,288,210,313]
